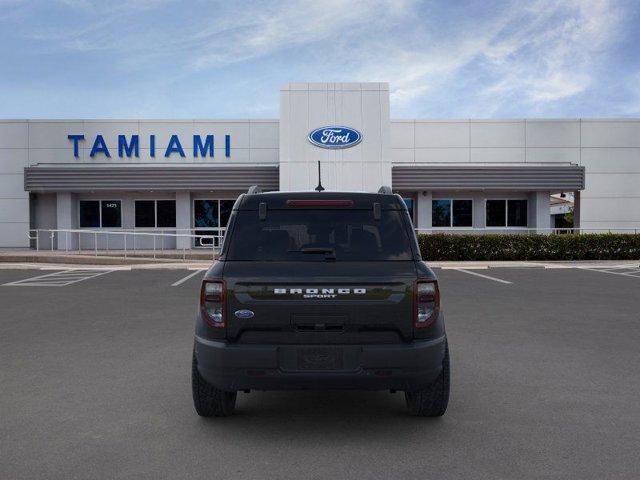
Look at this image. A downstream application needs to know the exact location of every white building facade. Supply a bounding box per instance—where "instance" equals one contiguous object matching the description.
[1,82,638,249]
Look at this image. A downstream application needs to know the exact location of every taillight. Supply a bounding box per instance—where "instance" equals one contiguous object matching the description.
[200,280,226,328]
[414,280,440,328]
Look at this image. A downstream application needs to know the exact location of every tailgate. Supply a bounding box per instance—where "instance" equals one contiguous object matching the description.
[223,261,416,344]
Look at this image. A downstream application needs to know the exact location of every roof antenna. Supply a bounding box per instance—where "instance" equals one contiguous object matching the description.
[314,161,325,192]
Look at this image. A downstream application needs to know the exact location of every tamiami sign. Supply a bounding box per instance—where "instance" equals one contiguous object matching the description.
[67,124,363,160]
[67,134,232,158]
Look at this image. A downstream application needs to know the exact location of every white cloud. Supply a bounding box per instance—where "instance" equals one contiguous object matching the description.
[19,0,416,72]
[3,0,631,117]
[189,0,416,70]
[361,0,623,114]
[478,0,622,105]
[55,0,171,10]
[618,71,640,115]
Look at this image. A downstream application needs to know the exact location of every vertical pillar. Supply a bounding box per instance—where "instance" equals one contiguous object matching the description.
[472,192,485,228]
[416,191,432,230]
[175,191,191,250]
[56,192,78,250]
[527,192,537,230]
[573,191,581,231]
[529,191,550,233]
[279,83,391,192]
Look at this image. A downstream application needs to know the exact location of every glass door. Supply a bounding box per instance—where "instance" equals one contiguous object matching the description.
[194,200,218,247]
[193,199,235,248]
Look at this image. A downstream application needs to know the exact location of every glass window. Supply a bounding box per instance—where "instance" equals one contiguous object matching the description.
[486,200,506,227]
[194,200,219,228]
[79,201,100,228]
[508,200,528,227]
[101,201,121,228]
[219,200,235,227]
[135,201,155,228]
[452,200,473,227]
[486,200,528,227]
[157,200,176,228]
[432,199,472,227]
[226,210,414,262]
[403,198,414,225]
[432,200,451,227]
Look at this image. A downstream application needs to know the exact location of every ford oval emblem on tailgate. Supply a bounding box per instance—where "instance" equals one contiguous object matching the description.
[234,310,255,319]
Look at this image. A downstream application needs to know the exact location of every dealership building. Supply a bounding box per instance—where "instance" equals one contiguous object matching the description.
[0,82,638,249]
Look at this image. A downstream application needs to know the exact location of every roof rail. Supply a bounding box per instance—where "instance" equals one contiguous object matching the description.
[247,185,262,195]
[378,186,393,195]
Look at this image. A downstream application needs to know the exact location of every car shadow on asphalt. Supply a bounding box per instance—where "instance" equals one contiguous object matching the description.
[189,391,452,455]
[238,391,408,416]
[196,390,448,431]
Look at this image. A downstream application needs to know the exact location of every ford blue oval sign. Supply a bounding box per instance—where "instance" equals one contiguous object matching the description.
[234,309,255,319]
[308,126,362,149]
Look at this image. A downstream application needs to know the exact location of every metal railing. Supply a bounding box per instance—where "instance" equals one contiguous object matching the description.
[27,228,226,261]
[25,226,639,260]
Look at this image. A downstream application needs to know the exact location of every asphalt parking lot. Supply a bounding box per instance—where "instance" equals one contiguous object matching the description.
[1,265,639,479]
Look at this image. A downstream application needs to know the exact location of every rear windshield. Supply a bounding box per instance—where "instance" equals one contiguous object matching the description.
[225,210,414,261]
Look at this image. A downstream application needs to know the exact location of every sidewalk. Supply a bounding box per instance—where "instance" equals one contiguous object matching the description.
[0,249,216,267]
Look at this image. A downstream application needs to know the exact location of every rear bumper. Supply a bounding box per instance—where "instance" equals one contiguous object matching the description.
[193,334,447,392]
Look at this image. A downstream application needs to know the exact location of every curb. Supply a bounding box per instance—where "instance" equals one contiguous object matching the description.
[0,255,191,266]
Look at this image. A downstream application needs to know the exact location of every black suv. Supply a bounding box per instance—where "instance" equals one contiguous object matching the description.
[192,187,449,417]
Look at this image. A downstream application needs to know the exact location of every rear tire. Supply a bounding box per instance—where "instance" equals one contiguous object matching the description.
[405,342,450,417]
[192,353,237,417]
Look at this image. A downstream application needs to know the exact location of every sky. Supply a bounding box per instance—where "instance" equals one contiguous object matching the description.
[0,0,639,119]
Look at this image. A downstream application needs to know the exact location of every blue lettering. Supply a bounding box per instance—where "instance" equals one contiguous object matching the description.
[67,134,84,158]
[118,135,139,157]
[164,134,185,157]
[150,135,155,157]
[193,134,214,157]
[71,133,232,159]
[89,134,111,158]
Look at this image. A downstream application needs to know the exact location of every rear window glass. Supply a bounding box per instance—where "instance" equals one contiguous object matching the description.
[226,210,414,261]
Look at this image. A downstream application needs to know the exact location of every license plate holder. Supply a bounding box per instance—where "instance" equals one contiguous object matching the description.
[296,347,344,370]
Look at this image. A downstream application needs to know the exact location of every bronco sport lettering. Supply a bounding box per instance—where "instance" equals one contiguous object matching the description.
[274,288,367,298]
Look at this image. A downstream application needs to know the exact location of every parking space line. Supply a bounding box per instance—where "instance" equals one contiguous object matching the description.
[2,270,74,285]
[578,267,640,279]
[57,270,114,285]
[39,266,132,271]
[590,265,635,272]
[441,266,488,270]
[171,269,206,287]
[2,269,115,287]
[600,267,640,274]
[451,268,513,284]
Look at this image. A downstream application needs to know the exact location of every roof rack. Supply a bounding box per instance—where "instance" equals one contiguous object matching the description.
[378,186,393,195]
[247,185,262,195]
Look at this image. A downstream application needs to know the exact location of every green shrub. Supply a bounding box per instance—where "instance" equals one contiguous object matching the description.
[417,233,640,261]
